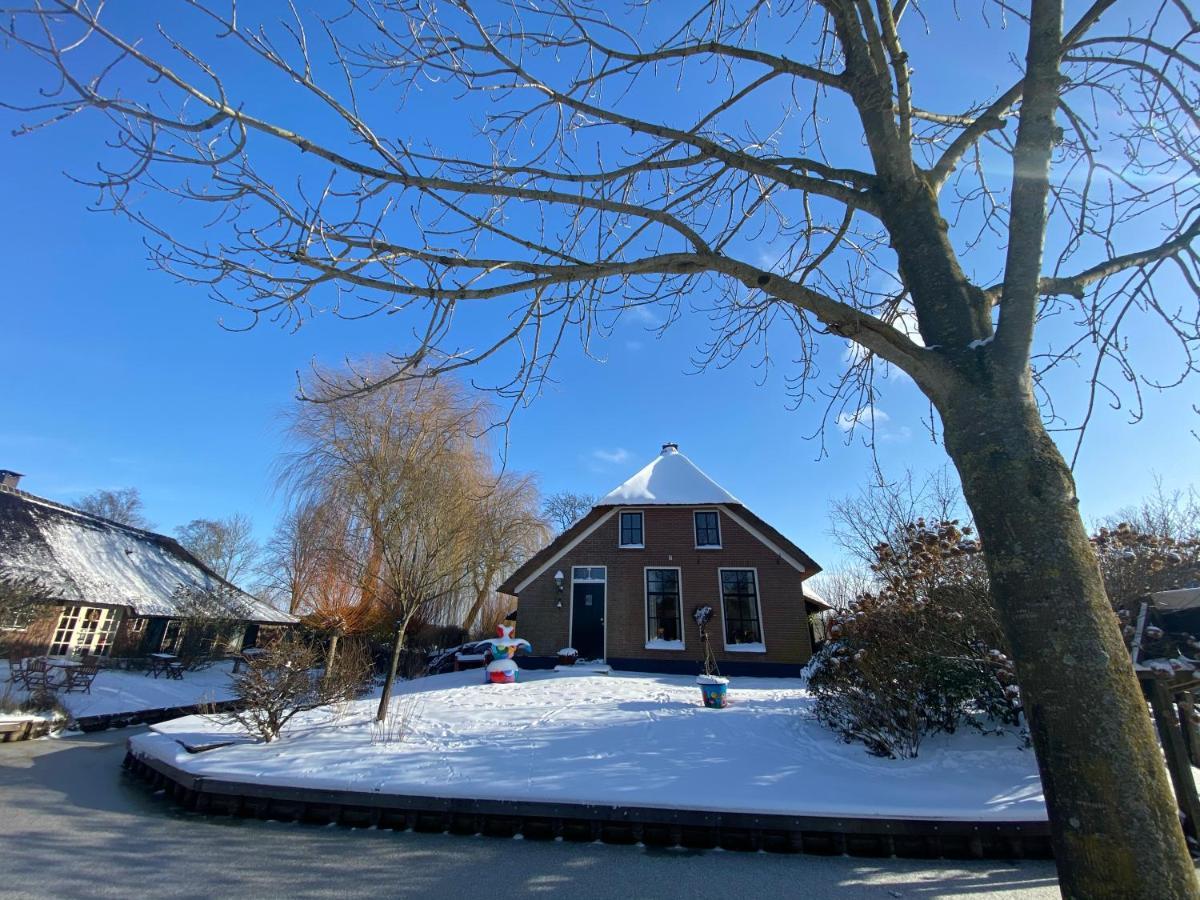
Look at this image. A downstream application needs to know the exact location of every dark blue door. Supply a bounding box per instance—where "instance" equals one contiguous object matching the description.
[571,583,605,660]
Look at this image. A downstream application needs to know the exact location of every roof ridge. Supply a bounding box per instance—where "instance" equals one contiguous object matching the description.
[0,482,168,542]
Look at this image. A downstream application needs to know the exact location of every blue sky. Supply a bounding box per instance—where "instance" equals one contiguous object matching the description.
[0,3,1195,574]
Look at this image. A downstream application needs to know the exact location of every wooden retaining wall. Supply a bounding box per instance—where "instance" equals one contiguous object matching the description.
[74,698,243,734]
[122,747,1053,860]
[0,698,246,742]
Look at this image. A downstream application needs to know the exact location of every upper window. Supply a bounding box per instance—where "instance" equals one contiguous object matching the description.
[720,569,763,647]
[694,510,721,548]
[646,568,683,645]
[619,511,644,548]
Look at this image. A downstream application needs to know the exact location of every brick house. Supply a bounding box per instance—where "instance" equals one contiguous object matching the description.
[498,444,829,676]
[0,472,295,659]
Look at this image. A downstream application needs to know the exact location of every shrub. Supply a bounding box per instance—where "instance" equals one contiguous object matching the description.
[806,519,1019,758]
[1094,520,1200,664]
[226,638,369,742]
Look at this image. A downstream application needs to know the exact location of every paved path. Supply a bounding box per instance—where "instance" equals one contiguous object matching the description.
[0,729,1062,899]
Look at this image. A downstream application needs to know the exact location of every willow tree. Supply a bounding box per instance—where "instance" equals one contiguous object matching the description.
[281,369,494,720]
[5,1,1199,893]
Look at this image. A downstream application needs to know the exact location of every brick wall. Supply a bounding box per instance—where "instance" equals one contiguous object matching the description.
[512,506,816,668]
[2,605,62,657]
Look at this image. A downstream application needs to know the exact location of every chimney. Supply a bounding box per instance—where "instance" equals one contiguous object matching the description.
[661,442,679,454]
[0,470,24,489]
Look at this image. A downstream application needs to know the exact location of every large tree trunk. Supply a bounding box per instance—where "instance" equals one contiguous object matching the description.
[940,380,1196,898]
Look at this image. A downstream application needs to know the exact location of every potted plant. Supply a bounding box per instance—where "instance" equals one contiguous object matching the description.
[692,605,728,708]
[556,647,578,666]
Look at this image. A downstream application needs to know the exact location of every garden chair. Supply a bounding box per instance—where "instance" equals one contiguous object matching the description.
[64,661,101,694]
[22,658,60,694]
[165,661,185,680]
[5,654,29,689]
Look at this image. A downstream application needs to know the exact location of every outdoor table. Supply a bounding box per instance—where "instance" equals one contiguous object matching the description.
[36,657,80,690]
[42,657,81,670]
[145,653,178,678]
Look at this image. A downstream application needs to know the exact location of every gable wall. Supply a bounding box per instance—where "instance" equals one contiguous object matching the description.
[514,506,815,668]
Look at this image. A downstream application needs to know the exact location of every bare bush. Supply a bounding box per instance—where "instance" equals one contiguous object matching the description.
[227,639,368,743]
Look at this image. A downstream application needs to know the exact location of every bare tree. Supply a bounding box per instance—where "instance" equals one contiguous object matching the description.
[806,563,874,612]
[280,368,497,721]
[260,499,339,615]
[5,2,1199,890]
[831,469,967,569]
[75,487,151,529]
[290,507,372,676]
[462,473,550,631]
[542,491,598,534]
[174,514,260,586]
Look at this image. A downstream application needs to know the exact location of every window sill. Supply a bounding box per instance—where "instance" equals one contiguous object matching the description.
[618,544,645,550]
[644,640,685,651]
[724,642,767,653]
[694,545,722,551]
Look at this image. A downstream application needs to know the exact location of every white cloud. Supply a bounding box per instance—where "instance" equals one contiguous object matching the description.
[836,405,889,432]
[592,447,631,465]
[836,405,912,443]
[623,305,661,327]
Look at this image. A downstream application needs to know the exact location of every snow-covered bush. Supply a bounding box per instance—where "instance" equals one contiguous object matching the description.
[227,639,370,742]
[807,519,1019,758]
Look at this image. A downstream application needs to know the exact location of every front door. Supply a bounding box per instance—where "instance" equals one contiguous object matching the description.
[571,581,605,660]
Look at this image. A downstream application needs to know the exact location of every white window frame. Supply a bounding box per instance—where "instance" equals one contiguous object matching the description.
[717,567,767,652]
[48,605,121,657]
[568,565,607,661]
[618,509,645,549]
[643,566,685,650]
[693,509,722,549]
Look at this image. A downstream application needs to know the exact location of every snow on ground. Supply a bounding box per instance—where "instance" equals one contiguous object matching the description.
[2,661,237,720]
[131,669,1045,822]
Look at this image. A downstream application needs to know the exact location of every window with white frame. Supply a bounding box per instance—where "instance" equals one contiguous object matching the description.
[720,569,764,646]
[645,568,683,645]
[48,605,120,657]
[572,566,606,582]
[694,510,721,548]
[619,511,644,547]
[0,603,38,631]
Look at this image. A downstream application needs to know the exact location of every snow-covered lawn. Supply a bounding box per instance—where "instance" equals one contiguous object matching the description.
[131,669,1045,822]
[2,661,238,721]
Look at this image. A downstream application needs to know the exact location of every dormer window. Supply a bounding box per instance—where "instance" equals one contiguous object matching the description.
[694,510,721,548]
[619,510,644,548]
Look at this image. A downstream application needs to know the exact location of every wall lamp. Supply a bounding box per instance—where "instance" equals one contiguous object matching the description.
[554,570,565,608]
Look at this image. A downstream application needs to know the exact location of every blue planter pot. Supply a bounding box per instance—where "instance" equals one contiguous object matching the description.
[699,681,727,709]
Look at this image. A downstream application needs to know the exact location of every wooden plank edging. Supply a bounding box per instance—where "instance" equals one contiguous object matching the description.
[122,744,1053,860]
[73,698,244,733]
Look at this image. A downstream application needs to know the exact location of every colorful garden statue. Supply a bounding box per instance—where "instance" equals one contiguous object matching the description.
[485,624,531,684]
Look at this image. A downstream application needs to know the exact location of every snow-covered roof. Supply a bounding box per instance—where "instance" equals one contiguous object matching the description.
[0,485,294,624]
[597,444,740,506]
[802,583,832,611]
[1152,587,1200,613]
